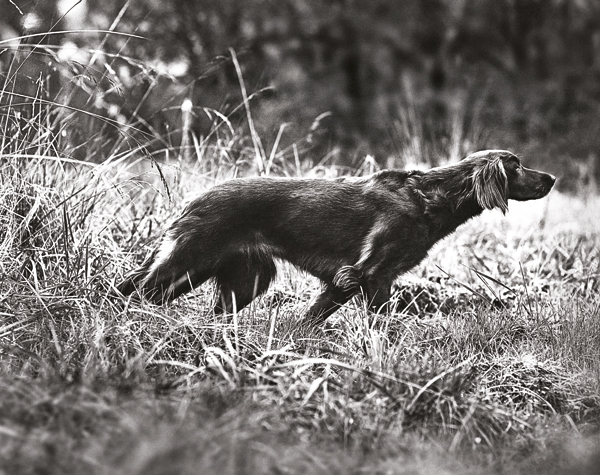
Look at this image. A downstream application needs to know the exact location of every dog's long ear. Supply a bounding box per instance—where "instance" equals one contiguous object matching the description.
[472,158,508,214]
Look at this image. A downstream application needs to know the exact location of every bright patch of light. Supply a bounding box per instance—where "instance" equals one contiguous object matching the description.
[57,40,89,63]
[22,13,42,32]
[151,59,190,77]
[181,99,193,113]
[57,0,87,28]
[520,353,538,368]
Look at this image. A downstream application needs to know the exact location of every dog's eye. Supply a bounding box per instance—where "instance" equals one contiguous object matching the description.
[504,159,519,171]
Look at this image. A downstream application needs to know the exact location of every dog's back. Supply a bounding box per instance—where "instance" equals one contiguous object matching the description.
[117,171,418,307]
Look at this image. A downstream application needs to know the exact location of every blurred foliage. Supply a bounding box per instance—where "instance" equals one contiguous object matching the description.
[1,0,600,180]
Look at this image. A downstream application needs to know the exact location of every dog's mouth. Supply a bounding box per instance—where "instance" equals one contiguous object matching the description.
[509,169,556,201]
[532,176,556,198]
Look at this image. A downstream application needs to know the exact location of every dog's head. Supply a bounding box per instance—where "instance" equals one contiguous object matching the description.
[467,150,556,214]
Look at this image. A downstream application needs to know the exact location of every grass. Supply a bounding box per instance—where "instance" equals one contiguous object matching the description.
[1,39,600,475]
[2,150,599,474]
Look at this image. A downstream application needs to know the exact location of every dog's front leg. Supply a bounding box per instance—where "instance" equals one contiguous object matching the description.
[305,284,355,325]
[332,232,395,315]
[334,265,392,314]
[364,279,393,314]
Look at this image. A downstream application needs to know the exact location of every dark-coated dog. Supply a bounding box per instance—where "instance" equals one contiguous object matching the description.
[117,150,555,323]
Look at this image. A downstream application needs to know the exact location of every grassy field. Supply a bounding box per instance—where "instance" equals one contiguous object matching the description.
[0,30,598,471]
[1,136,599,474]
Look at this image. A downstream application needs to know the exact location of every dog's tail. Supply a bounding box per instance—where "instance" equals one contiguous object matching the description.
[116,247,160,301]
[116,272,142,298]
[116,234,201,304]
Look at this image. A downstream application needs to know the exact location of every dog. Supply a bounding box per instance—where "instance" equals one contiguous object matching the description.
[117,150,555,324]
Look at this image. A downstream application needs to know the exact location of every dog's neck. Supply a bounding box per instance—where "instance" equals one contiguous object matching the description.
[412,165,486,240]
[428,196,483,242]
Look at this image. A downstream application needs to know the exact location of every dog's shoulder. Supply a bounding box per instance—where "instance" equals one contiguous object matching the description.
[366,169,424,192]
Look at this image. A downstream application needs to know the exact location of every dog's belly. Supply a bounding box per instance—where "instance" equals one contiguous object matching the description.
[293,254,354,282]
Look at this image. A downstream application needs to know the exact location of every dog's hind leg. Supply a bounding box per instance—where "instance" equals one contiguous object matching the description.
[214,253,277,314]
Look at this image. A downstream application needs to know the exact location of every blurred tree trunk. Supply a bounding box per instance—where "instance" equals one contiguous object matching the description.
[511,0,548,78]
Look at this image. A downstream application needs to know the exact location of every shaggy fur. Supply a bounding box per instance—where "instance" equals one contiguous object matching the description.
[117,150,555,324]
